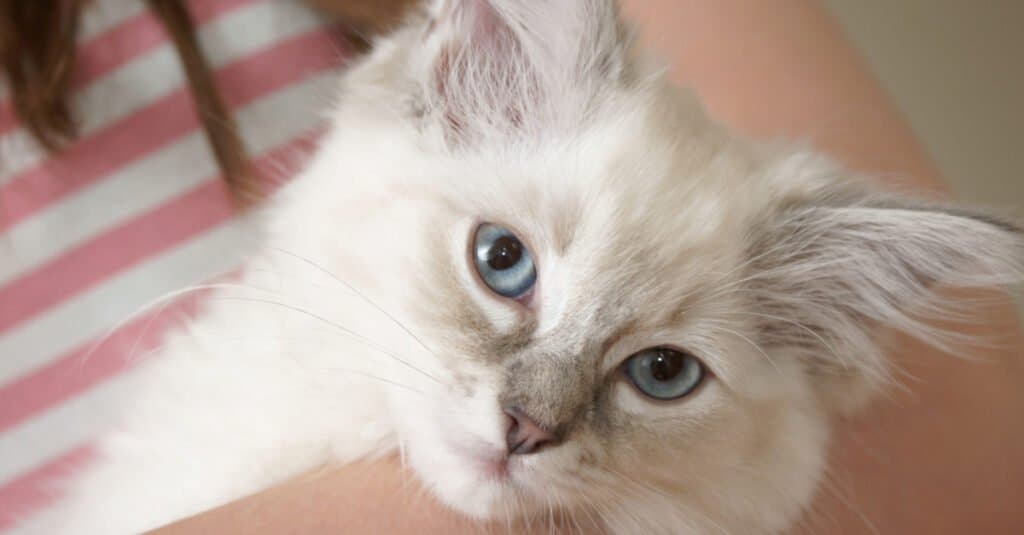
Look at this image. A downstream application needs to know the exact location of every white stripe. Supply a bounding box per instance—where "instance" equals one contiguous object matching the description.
[79,0,149,42]
[0,69,337,287]
[0,2,327,183]
[0,373,133,488]
[0,219,255,486]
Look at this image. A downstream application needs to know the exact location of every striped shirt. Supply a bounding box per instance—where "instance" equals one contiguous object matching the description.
[0,1,349,529]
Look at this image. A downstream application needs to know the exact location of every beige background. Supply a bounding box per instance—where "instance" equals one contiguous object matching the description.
[825,0,1023,210]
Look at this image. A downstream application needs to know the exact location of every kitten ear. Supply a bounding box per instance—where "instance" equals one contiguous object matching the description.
[411,0,629,143]
[749,191,1023,413]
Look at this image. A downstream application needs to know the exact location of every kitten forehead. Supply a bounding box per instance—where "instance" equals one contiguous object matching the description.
[424,86,774,299]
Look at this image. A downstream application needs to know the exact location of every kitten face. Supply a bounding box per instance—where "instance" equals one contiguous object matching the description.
[295,102,832,531]
[380,119,831,531]
[268,0,1020,532]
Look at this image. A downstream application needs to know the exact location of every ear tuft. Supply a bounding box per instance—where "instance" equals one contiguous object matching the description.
[409,0,629,145]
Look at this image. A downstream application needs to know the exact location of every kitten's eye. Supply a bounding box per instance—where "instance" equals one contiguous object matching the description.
[472,223,537,298]
[624,348,704,400]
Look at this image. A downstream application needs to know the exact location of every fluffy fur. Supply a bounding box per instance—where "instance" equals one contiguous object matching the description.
[20,1,1022,533]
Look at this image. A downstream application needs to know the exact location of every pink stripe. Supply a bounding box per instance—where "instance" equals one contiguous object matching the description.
[0,132,318,338]
[0,132,317,528]
[0,445,95,531]
[0,0,257,137]
[0,284,211,435]
[74,0,258,90]
[0,131,317,422]
[0,27,344,231]
[0,180,233,348]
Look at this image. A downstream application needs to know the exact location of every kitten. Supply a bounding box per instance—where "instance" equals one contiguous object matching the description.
[23,1,1022,533]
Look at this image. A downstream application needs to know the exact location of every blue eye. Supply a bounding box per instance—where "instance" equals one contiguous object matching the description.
[473,223,537,298]
[624,348,705,400]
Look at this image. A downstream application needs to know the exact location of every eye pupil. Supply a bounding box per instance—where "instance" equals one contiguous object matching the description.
[486,236,523,270]
[650,350,683,382]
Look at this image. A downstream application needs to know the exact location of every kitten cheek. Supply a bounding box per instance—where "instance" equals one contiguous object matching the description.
[409,445,510,519]
[387,374,526,517]
[390,406,507,518]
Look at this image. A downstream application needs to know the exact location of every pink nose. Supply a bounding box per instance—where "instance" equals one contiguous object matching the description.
[504,407,555,455]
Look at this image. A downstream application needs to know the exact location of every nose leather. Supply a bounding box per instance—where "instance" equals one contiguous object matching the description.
[504,407,555,455]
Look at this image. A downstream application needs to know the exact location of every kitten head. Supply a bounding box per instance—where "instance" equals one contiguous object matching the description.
[273,0,1022,532]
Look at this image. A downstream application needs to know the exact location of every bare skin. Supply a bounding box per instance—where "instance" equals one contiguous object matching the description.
[151,1,1024,533]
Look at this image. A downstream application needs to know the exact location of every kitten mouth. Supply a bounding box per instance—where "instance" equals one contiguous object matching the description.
[456,445,512,482]
[474,452,510,481]
[447,439,512,481]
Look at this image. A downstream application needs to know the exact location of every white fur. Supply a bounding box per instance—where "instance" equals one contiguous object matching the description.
[18,2,1022,534]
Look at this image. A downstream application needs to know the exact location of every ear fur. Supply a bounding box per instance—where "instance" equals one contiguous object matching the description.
[409,0,631,145]
[748,188,1023,413]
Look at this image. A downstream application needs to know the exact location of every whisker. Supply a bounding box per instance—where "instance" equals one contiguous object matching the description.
[813,469,881,535]
[701,321,782,375]
[718,309,847,368]
[74,281,248,370]
[296,365,429,396]
[267,246,443,361]
[212,295,442,385]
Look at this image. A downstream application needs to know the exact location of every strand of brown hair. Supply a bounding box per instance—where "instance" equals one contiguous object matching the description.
[0,0,82,151]
[0,0,256,205]
[146,0,256,206]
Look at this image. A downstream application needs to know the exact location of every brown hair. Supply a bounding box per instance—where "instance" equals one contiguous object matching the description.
[0,0,414,204]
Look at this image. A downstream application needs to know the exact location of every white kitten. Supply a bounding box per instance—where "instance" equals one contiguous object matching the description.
[21,1,1022,534]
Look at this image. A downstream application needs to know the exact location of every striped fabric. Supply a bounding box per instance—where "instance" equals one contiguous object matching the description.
[0,1,350,529]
